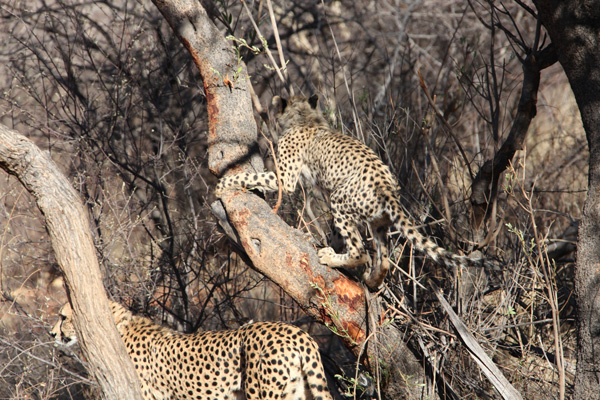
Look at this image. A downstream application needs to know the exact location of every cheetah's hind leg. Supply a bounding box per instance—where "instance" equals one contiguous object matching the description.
[317,215,371,268]
[362,223,390,289]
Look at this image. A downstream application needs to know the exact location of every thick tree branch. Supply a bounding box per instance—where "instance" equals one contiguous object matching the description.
[212,192,428,399]
[0,124,144,400]
[470,44,557,228]
[151,0,264,177]
[150,0,432,397]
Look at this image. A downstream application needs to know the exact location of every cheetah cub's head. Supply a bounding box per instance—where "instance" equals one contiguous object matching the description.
[50,303,78,347]
[271,94,327,131]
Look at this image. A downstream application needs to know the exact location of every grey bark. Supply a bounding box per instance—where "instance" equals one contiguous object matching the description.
[0,124,144,399]
[151,0,264,178]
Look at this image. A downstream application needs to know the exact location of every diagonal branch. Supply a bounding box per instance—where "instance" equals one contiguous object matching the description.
[0,124,144,400]
[470,44,557,228]
[150,1,435,398]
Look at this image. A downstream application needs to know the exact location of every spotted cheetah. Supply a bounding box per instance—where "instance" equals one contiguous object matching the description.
[50,301,333,400]
[216,94,486,288]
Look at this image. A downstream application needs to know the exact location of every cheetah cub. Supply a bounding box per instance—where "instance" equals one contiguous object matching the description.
[216,95,485,288]
[51,301,333,400]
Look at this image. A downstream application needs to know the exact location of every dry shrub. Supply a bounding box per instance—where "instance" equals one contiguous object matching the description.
[0,0,583,398]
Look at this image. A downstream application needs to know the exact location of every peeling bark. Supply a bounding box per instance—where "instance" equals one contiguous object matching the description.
[0,124,144,399]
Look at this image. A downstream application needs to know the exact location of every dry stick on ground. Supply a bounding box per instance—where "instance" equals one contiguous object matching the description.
[432,282,523,400]
[151,1,435,399]
[0,124,144,400]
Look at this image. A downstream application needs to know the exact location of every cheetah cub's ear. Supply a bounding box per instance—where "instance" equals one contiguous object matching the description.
[271,95,287,114]
[308,93,319,109]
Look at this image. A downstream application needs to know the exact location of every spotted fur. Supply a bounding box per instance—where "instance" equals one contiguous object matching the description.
[216,95,484,288]
[51,301,333,400]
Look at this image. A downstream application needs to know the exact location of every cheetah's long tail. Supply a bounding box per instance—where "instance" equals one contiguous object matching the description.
[386,198,489,271]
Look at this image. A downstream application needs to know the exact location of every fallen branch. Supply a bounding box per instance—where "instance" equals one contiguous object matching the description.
[432,282,523,400]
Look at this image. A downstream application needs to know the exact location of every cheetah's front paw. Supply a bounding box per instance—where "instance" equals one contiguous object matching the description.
[214,181,225,197]
[215,177,238,198]
[317,247,338,266]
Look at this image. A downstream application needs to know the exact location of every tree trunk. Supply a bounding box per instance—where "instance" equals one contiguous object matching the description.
[0,124,144,399]
[150,0,431,398]
[533,2,600,398]
[151,0,264,178]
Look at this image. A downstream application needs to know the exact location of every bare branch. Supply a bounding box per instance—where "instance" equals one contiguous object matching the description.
[418,69,475,180]
[469,44,557,228]
[0,124,144,400]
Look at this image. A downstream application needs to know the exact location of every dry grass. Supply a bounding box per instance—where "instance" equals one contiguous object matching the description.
[0,0,584,398]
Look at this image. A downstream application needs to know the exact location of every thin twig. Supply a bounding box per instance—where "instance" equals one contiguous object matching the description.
[258,129,282,213]
[265,0,292,95]
[320,0,362,141]
[514,164,565,400]
[418,70,475,181]
[428,153,454,237]
[410,161,460,243]
[0,337,96,386]
[240,0,286,84]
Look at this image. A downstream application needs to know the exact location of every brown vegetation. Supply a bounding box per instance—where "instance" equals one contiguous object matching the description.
[0,0,593,399]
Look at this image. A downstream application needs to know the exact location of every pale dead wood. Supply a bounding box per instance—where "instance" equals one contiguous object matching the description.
[432,282,523,400]
[0,124,144,400]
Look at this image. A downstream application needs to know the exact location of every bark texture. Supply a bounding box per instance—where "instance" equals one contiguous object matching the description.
[533,1,600,398]
[152,0,263,178]
[150,0,431,398]
[0,124,143,399]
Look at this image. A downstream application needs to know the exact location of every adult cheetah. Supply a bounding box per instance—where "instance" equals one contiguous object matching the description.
[216,94,487,288]
[51,301,333,400]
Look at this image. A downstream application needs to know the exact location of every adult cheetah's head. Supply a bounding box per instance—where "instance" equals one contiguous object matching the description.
[272,94,327,130]
[50,303,77,347]
[50,301,134,347]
